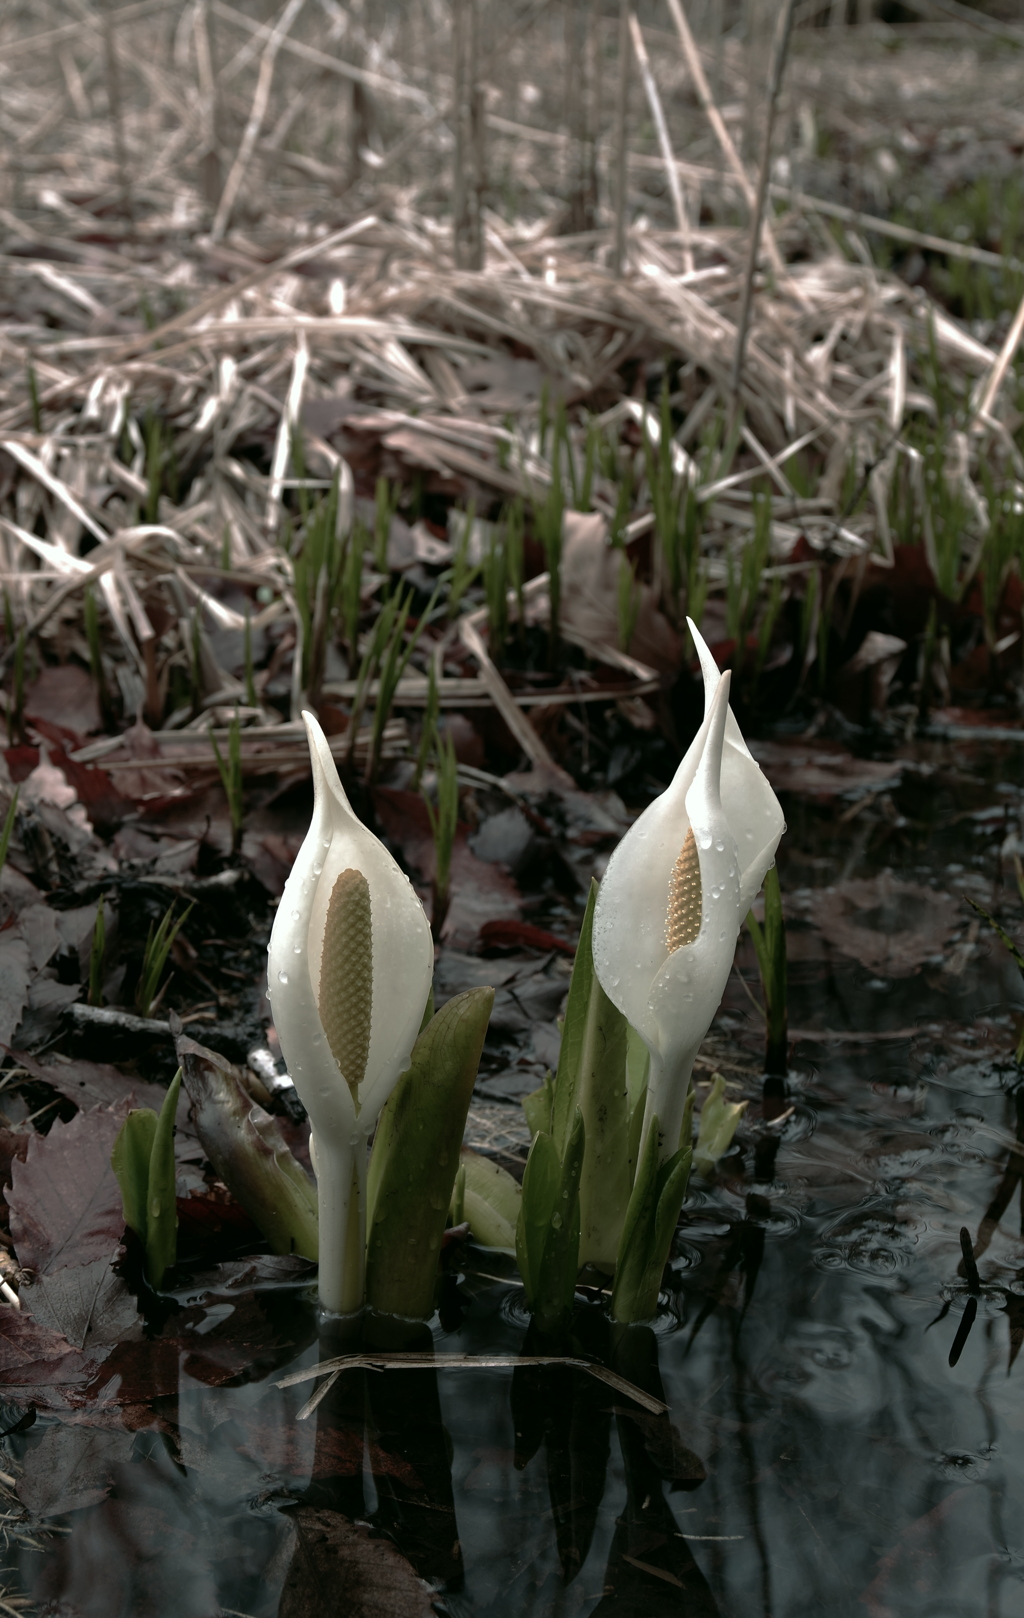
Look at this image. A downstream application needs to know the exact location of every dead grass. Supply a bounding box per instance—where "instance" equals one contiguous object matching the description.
[2,1,1024,776]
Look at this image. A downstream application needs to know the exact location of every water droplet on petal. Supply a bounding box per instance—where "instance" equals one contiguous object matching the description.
[277,970,289,984]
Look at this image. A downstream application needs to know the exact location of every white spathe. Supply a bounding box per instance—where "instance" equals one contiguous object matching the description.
[267,710,433,1312]
[592,621,784,1162]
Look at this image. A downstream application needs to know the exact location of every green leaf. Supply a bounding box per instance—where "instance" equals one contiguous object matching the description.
[533,1107,585,1335]
[145,1070,181,1289]
[516,1130,560,1301]
[365,987,494,1320]
[174,1030,318,1261]
[625,1025,649,1189]
[111,1107,157,1243]
[575,959,630,1270]
[521,1073,554,1140]
[611,1113,692,1324]
[456,1147,521,1250]
[550,882,597,1156]
[694,1075,747,1178]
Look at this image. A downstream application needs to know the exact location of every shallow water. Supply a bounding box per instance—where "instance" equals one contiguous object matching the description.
[12,735,1024,1618]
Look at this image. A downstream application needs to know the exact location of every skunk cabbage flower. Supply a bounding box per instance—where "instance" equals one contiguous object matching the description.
[592,622,784,1163]
[267,710,433,1313]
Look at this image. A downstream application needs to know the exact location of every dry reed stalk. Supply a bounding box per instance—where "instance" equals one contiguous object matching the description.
[212,0,307,243]
[452,0,484,272]
[101,0,133,222]
[611,0,631,277]
[565,0,599,237]
[627,12,693,276]
[662,0,786,283]
[730,0,797,404]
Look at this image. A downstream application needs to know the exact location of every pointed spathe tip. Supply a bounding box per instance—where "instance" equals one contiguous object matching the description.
[688,620,721,716]
[301,707,351,812]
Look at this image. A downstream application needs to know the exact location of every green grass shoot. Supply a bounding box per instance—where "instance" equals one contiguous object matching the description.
[136,901,194,1019]
[0,788,19,879]
[209,714,244,852]
[89,898,105,1007]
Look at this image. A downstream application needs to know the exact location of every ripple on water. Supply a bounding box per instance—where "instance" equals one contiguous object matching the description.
[814,1203,924,1275]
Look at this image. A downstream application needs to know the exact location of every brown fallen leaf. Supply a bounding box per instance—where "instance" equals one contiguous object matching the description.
[373,787,520,951]
[560,510,680,676]
[804,875,960,977]
[10,1048,170,1116]
[8,1106,128,1274]
[23,664,102,742]
[746,737,903,801]
[278,1507,434,1618]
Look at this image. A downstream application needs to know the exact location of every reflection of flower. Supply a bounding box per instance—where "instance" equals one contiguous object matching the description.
[593,621,784,1161]
[267,710,433,1312]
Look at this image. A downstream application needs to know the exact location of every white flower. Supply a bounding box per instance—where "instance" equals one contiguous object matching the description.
[267,710,433,1312]
[592,621,784,1161]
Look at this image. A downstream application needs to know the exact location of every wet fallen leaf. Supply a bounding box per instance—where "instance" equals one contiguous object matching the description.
[747,737,903,801]
[17,1422,134,1516]
[10,1049,170,1115]
[804,876,960,977]
[0,936,31,1047]
[0,1304,98,1399]
[22,1256,141,1351]
[8,1107,127,1274]
[278,1506,433,1618]
[560,510,680,676]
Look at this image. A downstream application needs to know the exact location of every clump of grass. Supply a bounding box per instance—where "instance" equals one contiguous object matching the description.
[366,588,435,783]
[136,901,193,1019]
[209,713,244,853]
[291,470,346,705]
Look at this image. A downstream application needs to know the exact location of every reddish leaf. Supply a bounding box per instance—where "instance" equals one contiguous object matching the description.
[8,1107,127,1274]
[3,747,40,785]
[479,919,576,955]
